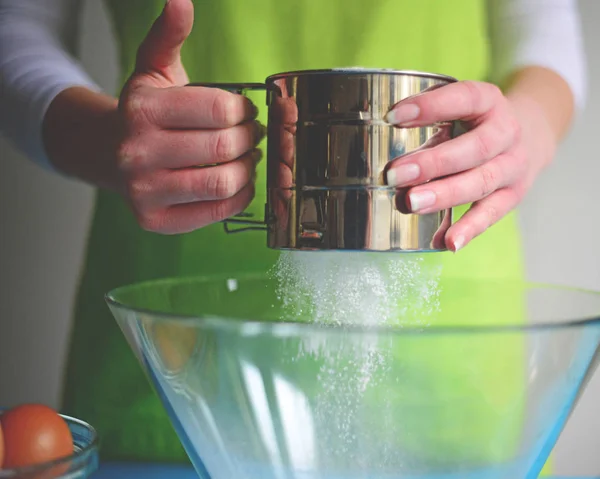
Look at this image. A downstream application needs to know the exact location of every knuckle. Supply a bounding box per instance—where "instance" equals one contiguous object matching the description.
[121,90,149,124]
[206,171,239,199]
[473,130,493,159]
[462,81,484,113]
[208,199,233,223]
[429,147,449,179]
[213,130,235,162]
[462,81,501,114]
[492,110,521,144]
[126,178,151,205]
[117,140,148,171]
[482,203,500,228]
[446,181,462,206]
[211,93,236,126]
[462,80,480,93]
[486,82,503,99]
[137,211,163,233]
[479,165,499,197]
[177,172,195,200]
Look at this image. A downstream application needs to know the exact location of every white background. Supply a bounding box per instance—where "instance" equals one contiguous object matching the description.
[0,1,599,475]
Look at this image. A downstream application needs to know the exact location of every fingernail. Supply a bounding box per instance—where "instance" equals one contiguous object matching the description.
[386,103,420,125]
[250,103,259,119]
[386,163,420,187]
[452,235,466,253]
[255,122,267,142]
[252,149,263,163]
[408,190,436,212]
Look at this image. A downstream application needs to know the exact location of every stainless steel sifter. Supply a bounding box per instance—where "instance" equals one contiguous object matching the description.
[192,68,457,252]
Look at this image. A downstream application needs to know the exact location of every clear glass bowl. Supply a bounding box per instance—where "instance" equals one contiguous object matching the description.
[107,275,600,479]
[0,412,98,478]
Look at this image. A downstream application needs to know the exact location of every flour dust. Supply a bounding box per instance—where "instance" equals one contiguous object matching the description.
[270,251,443,464]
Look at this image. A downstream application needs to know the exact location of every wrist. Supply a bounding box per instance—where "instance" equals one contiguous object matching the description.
[506,91,558,176]
[508,90,558,146]
[43,87,121,191]
[503,66,575,143]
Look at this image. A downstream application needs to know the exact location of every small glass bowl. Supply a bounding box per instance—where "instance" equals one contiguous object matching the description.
[0,411,99,478]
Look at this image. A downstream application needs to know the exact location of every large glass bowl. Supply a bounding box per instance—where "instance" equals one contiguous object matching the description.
[106,275,600,479]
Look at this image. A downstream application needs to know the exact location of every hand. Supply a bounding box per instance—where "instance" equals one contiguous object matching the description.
[385,80,556,251]
[115,0,265,234]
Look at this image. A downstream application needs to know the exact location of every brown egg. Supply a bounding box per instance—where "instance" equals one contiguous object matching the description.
[0,404,73,470]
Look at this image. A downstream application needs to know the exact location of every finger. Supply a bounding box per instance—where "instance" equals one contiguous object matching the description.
[404,151,524,214]
[135,0,193,77]
[144,149,261,206]
[123,86,258,130]
[155,86,259,129]
[142,182,256,235]
[119,121,265,172]
[386,81,503,126]
[386,109,520,187]
[162,120,264,168]
[444,186,524,252]
[430,210,453,250]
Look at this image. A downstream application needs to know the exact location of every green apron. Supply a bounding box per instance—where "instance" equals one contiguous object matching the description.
[61,0,550,474]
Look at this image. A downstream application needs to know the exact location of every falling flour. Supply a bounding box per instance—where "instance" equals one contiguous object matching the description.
[270,251,443,464]
[273,250,442,331]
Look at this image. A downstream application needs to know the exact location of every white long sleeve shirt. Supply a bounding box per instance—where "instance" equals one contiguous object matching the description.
[0,0,588,171]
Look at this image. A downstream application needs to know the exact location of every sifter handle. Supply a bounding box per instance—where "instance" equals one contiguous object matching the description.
[186,82,267,95]
[186,83,270,234]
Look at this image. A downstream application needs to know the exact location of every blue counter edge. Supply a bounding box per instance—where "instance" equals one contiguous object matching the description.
[94,463,599,478]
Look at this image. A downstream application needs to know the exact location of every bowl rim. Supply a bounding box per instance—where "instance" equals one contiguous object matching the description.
[0,409,99,477]
[105,273,600,335]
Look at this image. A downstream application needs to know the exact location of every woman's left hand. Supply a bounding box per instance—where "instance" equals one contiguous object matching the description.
[385,80,556,252]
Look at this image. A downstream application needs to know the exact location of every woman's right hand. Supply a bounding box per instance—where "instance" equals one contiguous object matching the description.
[114,0,264,234]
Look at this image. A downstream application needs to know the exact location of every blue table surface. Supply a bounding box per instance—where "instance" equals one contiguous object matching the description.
[94,463,599,478]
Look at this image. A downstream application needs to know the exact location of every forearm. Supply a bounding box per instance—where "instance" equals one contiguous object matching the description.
[42,87,120,190]
[0,0,99,170]
[488,0,585,151]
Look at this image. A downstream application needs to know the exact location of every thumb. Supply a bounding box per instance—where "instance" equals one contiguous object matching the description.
[135,0,194,80]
